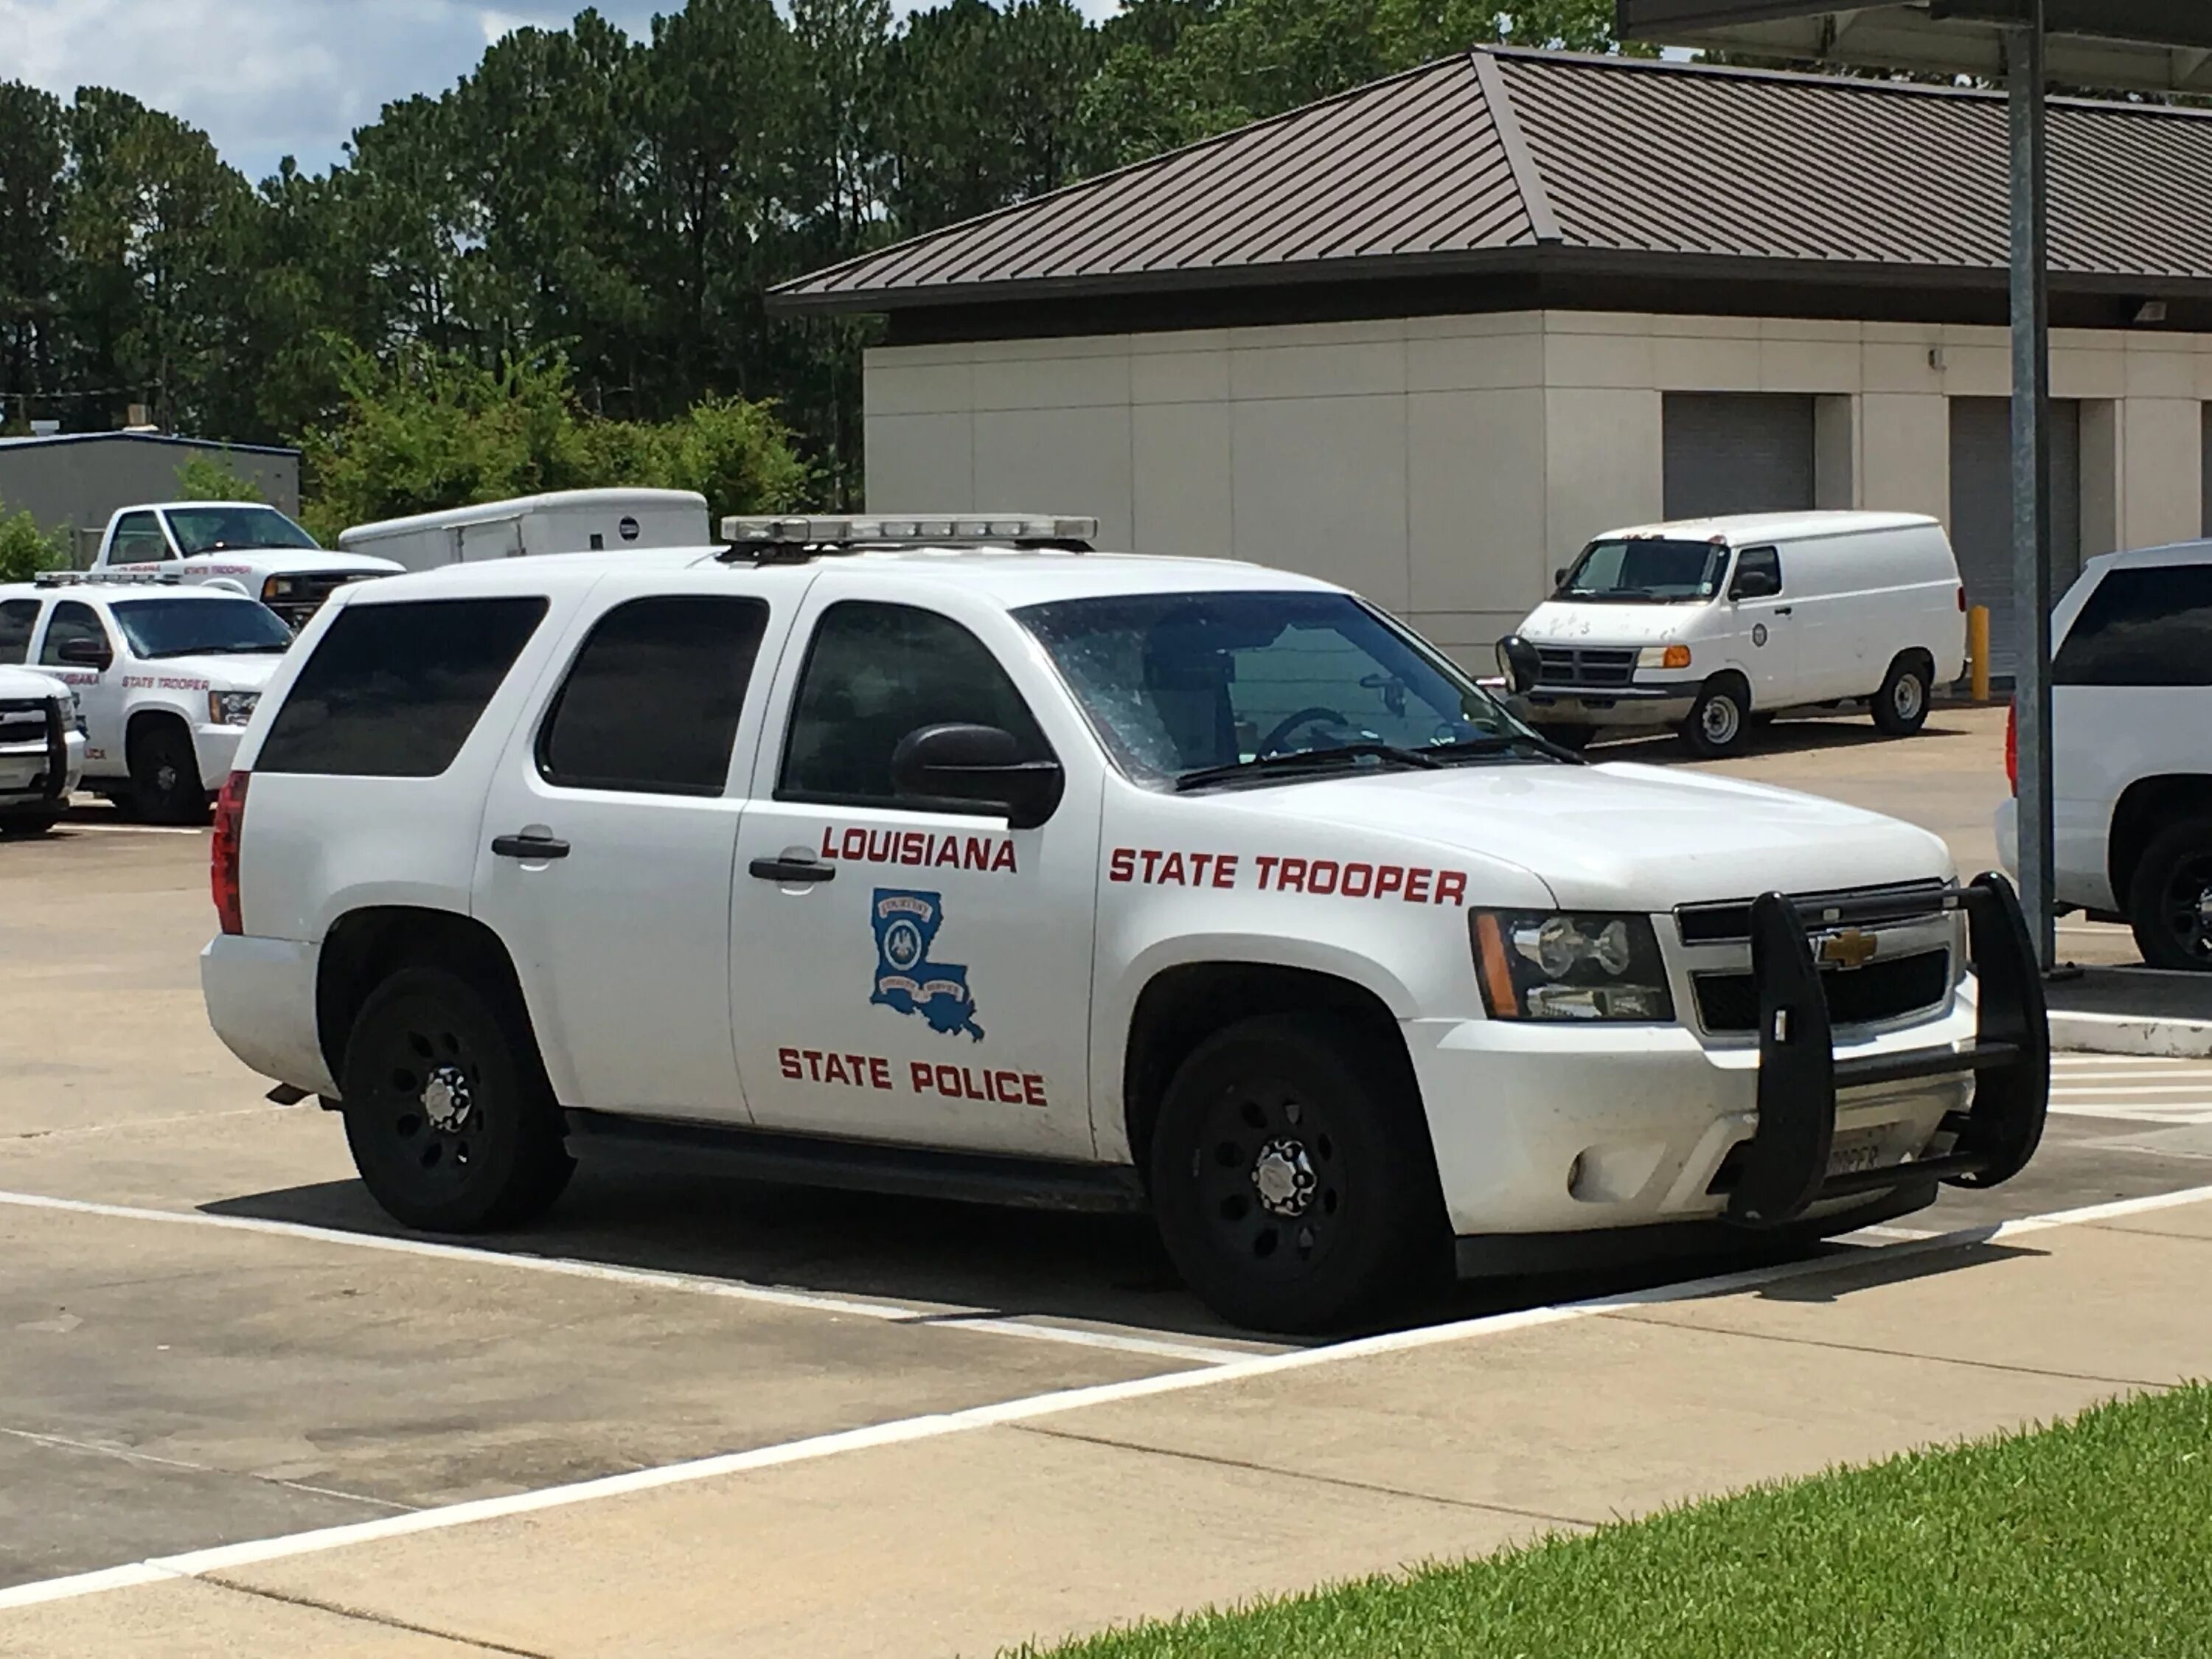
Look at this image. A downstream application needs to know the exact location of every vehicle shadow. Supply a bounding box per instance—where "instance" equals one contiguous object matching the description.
[1589,714,1980,768]
[199,1146,1879,1349]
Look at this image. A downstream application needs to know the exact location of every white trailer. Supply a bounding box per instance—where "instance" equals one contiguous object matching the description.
[336,489,712,573]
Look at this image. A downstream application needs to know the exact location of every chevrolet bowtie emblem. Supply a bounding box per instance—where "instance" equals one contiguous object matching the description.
[1818,929,1880,971]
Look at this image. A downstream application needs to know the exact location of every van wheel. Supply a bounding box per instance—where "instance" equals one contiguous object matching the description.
[339,966,573,1231]
[128,723,206,824]
[1872,656,1933,737]
[2127,819,2212,972]
[1680,678,1750,759]
[1147,1014,1444,1334]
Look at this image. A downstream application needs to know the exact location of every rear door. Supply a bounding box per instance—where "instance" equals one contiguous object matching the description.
[470,566,808,1122]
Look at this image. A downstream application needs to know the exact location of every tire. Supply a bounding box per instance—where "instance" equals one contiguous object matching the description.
[2127,818,2212,972]
[1680,678,1751,759]
[1147,1014,1445,1334]
[128,722,206,824]
[1871,655,1933,737]
[0,813,58,837]
[1534,723,1595,752]
[338,966,573,1231]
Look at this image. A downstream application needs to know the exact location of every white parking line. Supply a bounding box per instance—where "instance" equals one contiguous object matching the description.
[0,1189,1256,1368]
[54,823,207,836]
[4,1178,2206,1615]
[2047,1057,2212,1124]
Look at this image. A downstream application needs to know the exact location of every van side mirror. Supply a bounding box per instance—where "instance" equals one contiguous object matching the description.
[891,723,1064,830]
[1495,635,1543,697]
[1552,567,1568,591]
[1730,568,1780,602]
[58,638,111,669]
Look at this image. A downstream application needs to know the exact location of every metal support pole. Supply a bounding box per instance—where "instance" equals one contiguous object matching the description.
[2009,7,2056,973]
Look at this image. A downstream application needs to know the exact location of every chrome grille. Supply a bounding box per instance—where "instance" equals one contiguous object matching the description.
[1534,646,1636,687]
[1693,950,1953,1034]
[1674,880,1957,947]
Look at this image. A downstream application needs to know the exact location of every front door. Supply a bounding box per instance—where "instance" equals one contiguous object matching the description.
[729,594,1102,1159]
[472,571,799,1122]
[1726,545,1798,711]
[35,599,123,775]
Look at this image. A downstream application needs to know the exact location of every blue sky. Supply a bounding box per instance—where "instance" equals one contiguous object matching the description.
[0,0,1114,184]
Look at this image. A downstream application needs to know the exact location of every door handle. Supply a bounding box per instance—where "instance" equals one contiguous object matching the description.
[749,855,835,884]
[1773,606,1793,616]
[492,832,570,860]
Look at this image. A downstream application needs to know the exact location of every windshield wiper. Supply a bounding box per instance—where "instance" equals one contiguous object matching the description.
[150,644,285,657]
[1425,733,1584,766]
[1173,742,1443,792]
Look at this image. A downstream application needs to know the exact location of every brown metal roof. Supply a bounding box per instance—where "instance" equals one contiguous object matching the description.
[771,48,2212,315]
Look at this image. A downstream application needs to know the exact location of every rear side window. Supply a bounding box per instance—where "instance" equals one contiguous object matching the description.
[537,596,769,795]
[779,601,1047,807]
[107,511,170,565]
[257,597,548,777]
[2053,565,2212,688]
[0,599,38,664]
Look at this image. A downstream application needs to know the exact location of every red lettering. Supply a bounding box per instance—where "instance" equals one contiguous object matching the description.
[934,837,961,867]
[1310,859,1340,895]
[1189,852,1213,886]
[1342,862,1373,898]
[841,827,867,861]
[1214,853,1239,888]
[962,1067,987,1101]
[819,827,838,859]
[1375,865,1405,899]
[1161,852,1186,886]
[964,836,989,871]
[911,1061,935,1093]
[1140,848,1163,883]
[779,1047,803,1080]
[902,831,925,864]
[991,840,1016,874]
[1436,870,1467,907]
[993,1070,1022,1103]
[866,830,895,862]
[1110,848,1135,883]
[1405,867,1433,903]
[804,1049,825,1081]
[824,1051,850,1085]
[1279,857,1307,893]
[936,1064,962,1096]
[1022,1074,1047,1107]
[870,1057,892,1091]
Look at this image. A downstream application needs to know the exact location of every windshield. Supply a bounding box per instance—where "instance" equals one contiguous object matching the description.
[1018,590,1530,786]
[111,598,294,658]
[166,506,320,555]
[1557,538,1731,604]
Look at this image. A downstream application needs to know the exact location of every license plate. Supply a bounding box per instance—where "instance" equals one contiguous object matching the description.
[1826,1129,1891,1178]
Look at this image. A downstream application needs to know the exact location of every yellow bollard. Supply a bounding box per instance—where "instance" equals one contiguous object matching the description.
[1968,605,1992,703]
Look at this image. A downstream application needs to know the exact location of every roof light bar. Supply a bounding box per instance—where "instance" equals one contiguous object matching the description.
[32,569,186,586]
[720,513,1099,551]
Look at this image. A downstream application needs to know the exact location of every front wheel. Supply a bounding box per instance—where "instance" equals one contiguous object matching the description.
[1872,656,1933,737]
[2128,818,2212,972]
[1147,1015,1444,1334]
[129,723,206,824]
[1680,679,1751,759]
[0,813,58,838]
[339,966,573,1231]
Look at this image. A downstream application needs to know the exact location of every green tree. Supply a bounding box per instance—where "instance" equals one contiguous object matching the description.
[174,451,267,501]
[0,498,66,581]
[0,83,67,430]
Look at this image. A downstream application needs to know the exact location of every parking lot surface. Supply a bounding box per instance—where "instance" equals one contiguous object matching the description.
[4,714,2204,1619]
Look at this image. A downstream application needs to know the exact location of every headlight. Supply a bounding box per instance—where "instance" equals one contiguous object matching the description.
[262,576,298,602]
[1638,644,1692,670]
[54,692,83,735]
[1471,911,1675,1022]
[209,689,260,726]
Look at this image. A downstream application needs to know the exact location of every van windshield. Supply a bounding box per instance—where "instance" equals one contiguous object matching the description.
[1557,539,1731,604]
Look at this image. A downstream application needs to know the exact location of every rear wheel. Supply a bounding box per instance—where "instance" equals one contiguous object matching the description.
[1147,1014,1444,1333]
[1872,655,1933,737]
[128,722,206,824]
[2128,818,2212,972]
[1680,678,1751,759]
[339,966,573,1231]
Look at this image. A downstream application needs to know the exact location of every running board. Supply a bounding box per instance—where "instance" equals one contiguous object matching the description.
[562,1110,1147,1214]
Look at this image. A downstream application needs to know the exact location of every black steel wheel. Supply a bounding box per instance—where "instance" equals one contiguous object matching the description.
[128,721,206,824]
[1871,655,1932,737]
[339,966,572,1231]
[1147,1014,1444,1333]
[2129,818,2212,973]
[0,812,58,837]
[1680,678,1750,759]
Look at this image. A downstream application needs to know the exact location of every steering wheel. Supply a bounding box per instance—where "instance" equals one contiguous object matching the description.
[1256,706,1352,757]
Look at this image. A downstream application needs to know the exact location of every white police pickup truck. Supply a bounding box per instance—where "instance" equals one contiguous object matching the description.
[88,501,401,629]
[1,572,296,822]
[199,515,2048,1332]
[0,663,83,835]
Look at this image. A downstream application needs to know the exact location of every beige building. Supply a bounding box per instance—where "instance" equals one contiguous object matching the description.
[777,49,2212,676]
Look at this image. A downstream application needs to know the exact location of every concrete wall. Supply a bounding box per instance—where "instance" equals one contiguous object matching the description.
[0,435,302,562]
[865,310,2212,661]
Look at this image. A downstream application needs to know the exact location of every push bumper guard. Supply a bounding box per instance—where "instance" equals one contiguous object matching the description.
[1729,872,2049,1228]
[1,700,72,808]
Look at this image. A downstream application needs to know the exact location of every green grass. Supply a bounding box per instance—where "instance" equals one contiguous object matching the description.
[1020,1384,2212,1659]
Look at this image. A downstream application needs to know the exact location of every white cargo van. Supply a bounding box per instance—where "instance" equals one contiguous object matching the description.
[1500,511,1968,758]
[338,489,711,573]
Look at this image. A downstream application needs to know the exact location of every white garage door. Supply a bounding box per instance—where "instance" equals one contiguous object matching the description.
[1662,394,1817,521]
[1948,397,2081,683]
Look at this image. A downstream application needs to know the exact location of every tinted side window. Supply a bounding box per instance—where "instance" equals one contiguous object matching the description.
[538,596,769,795]
[257,597,548,777]
[0,599,39,664]
[2054,565,2212,688]
[108,512,170,565]
[39,601,108,665]
[1733,546,1783,595]
[779,601,1047,807]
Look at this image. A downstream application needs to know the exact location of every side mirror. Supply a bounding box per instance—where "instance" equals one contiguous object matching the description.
[58,638,111,669]
[891,723,1065,830]
[1553,567,1568,591]
[1495,635,1543,697]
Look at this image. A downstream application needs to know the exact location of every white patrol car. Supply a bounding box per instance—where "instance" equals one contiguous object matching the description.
[88,501,403,628]
[0,662,84,835]
[198,515,2050,1332]
[1,572,296,823]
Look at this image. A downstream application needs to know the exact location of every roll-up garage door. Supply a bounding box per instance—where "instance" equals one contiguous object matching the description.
[1948,397,2080,683]
[1662,394,1817,521]
[2201,404,2211,535]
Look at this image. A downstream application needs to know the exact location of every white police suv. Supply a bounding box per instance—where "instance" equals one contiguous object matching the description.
[199,516,2048,1332]
[1,572,296,823]
[0,662,83,835]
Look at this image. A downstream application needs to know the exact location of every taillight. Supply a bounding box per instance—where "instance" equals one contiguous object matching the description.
[212,770,249,934]
[2005,703,2017,796]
